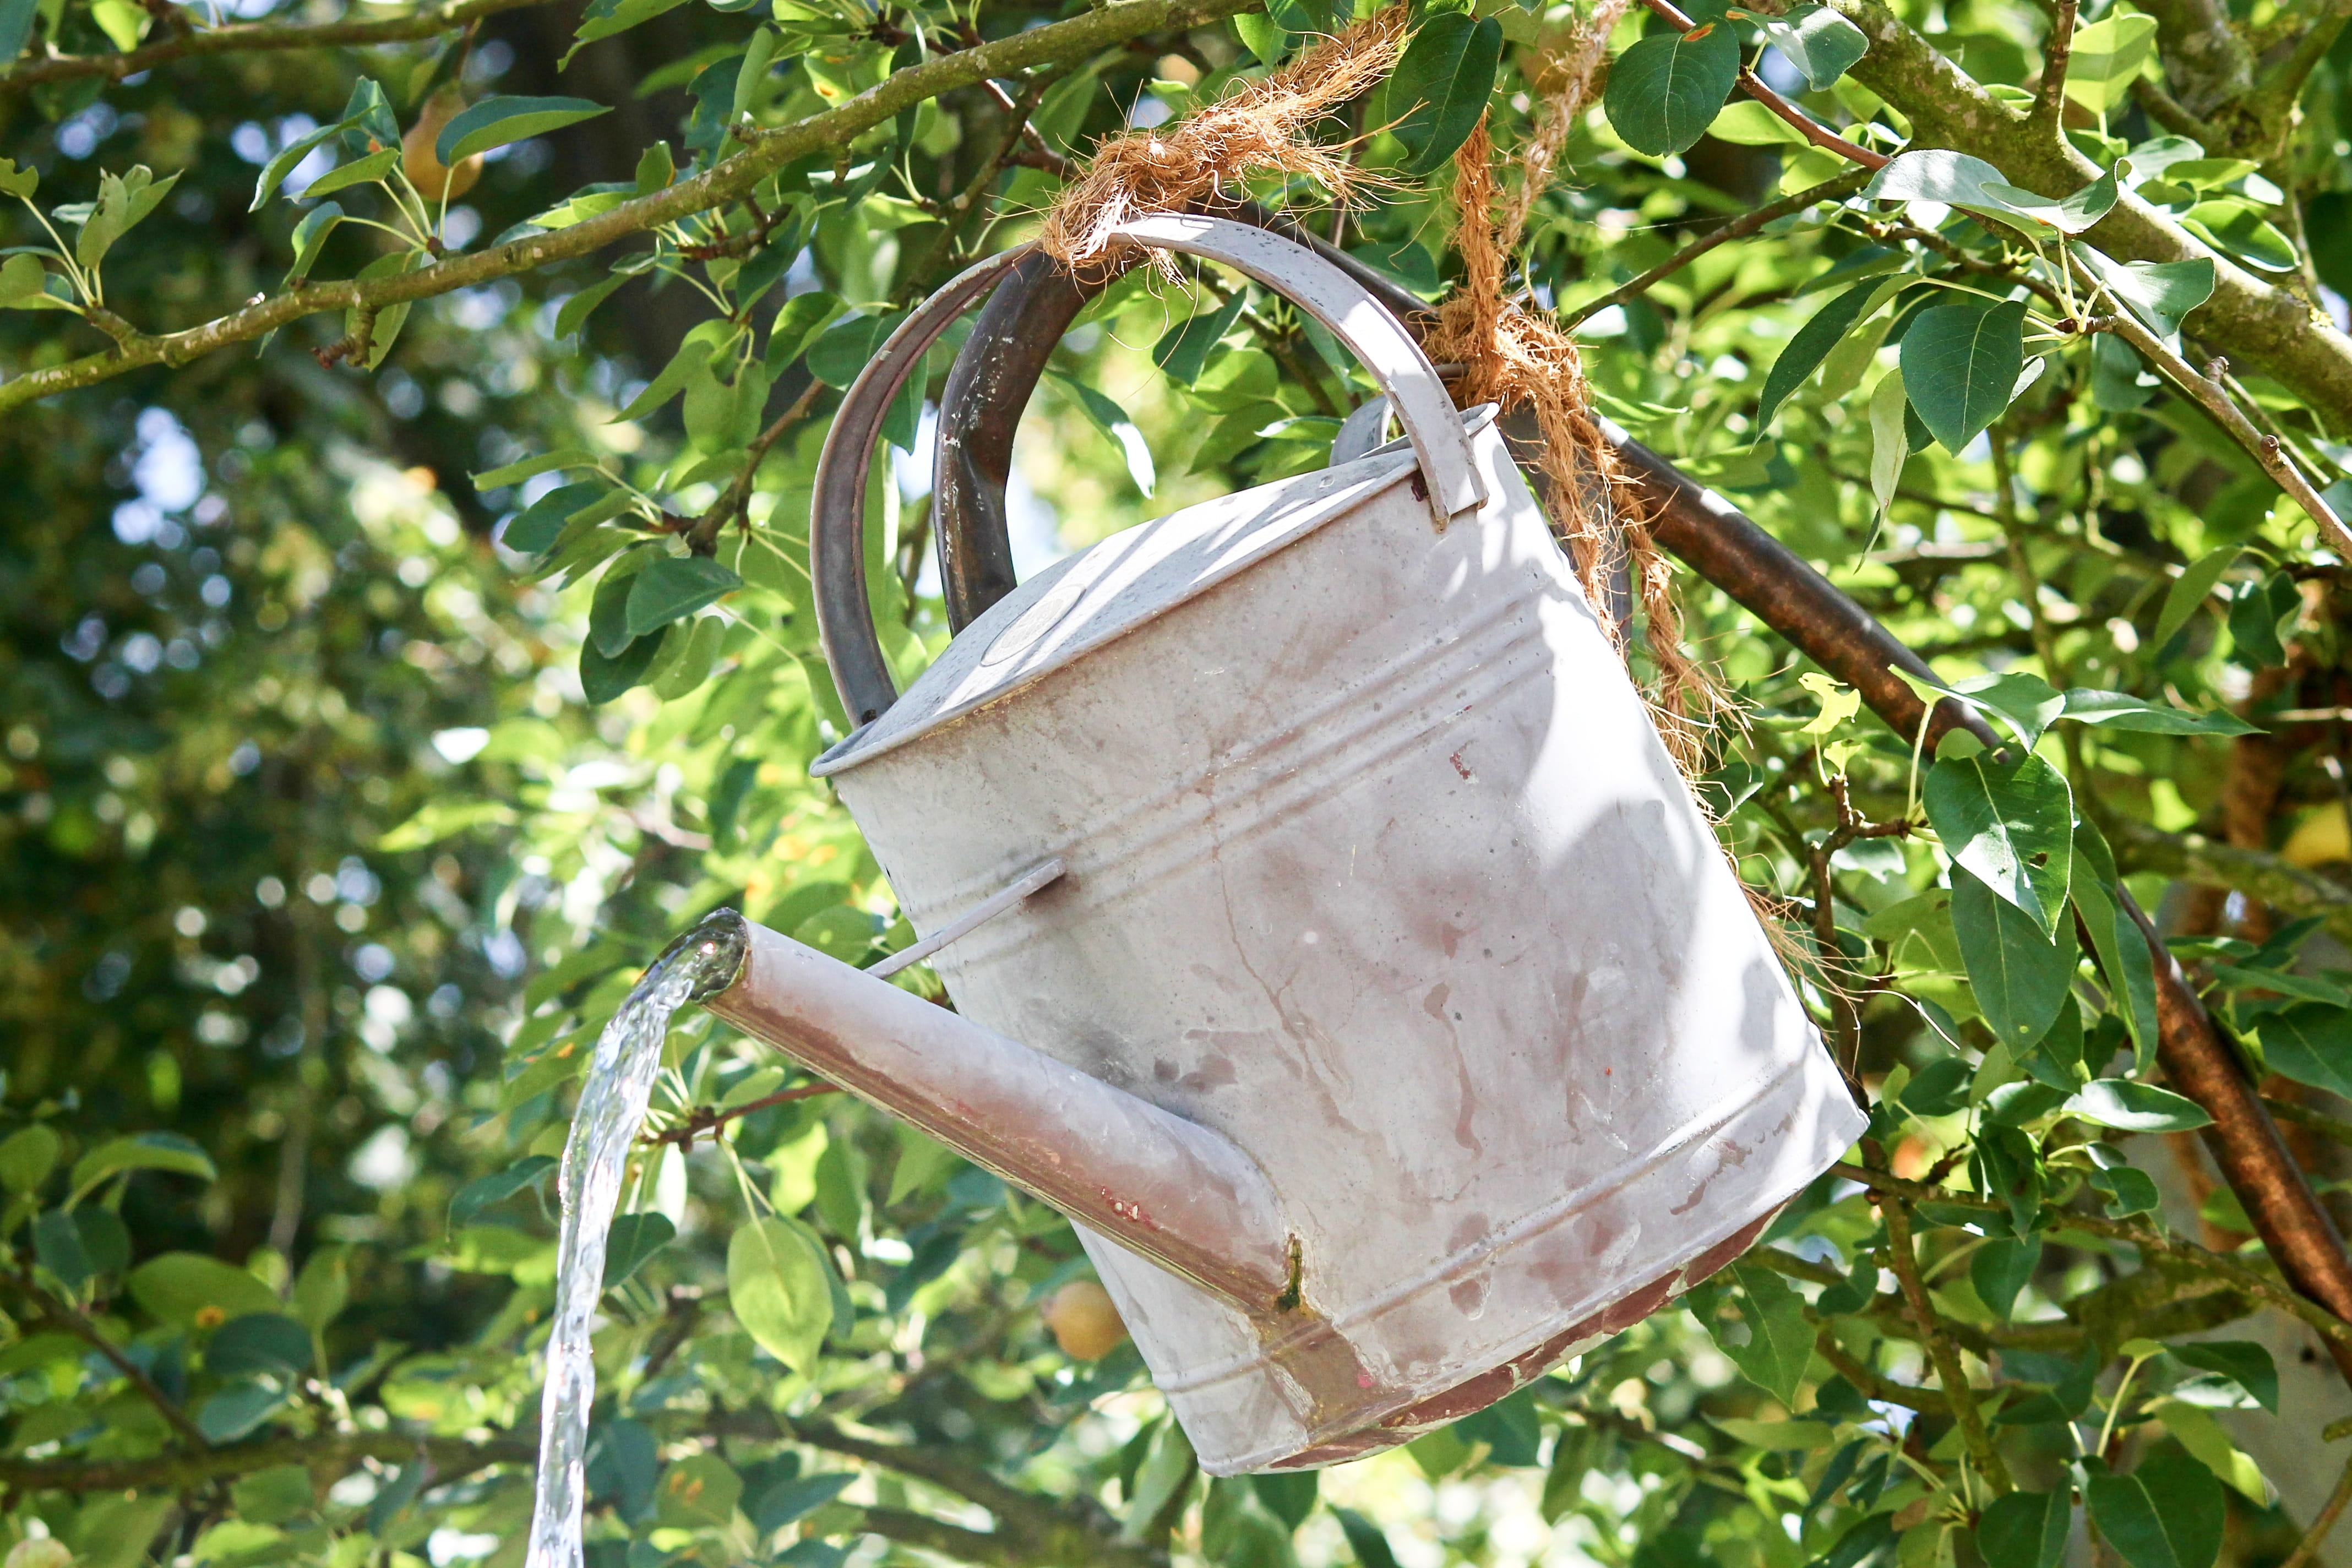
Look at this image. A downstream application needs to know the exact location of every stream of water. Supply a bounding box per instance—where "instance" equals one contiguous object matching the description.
[524,913,745,1568]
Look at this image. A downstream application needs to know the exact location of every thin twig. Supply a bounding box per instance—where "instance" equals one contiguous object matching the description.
[1636,0,1890,168]
[685,379,827,555]
[5,1268,212,1450]
[2282,1445,2352,1568]
[0,0,551,92]
[2075,313,2351,552]
[1560,168,1871,330]
[2031,0,2078,135]
[639,1080,840,1149]
[1876,1173,2015,1492]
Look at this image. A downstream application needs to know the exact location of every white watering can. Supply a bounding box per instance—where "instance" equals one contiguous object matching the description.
[694,215,1865,1474]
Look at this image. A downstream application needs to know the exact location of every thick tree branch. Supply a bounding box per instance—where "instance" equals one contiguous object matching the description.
[2136,0,2255,121]
[2106,816,2352,934]
[0,0,1261,415]
[0,0,552,94]
[1822,0,2352,424]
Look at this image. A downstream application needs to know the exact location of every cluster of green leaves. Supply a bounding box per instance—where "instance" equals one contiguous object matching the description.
[8,0,2352,1559]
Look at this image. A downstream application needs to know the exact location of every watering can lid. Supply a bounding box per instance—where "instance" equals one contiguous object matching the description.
[812,406,1498,778]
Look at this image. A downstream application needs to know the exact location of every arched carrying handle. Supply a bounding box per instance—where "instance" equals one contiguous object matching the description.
[810,215,1487,727]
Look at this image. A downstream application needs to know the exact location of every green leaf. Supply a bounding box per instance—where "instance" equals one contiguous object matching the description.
[70,1131,217,1198]
[2060,689,2257,735]
[449,1155,558,1228]
[77,166,180,272]
[1905,668,2066,748]
[2087,1443,2223,1568]
[2092,1162,2160,1215]
[1923,754,2072,934]
[436,95,612,166]
[1951,867,2075,1051]
[33,1208,92,1287]
[805,311,898,389]
[231,1464,316,1526]
[766,291,844,372]
[282,200,344,286]
[1711,1261,1812,1406]
[603,1211,674,1287]
[1758,280,1886,431]
[1869,368,1907,524]
[1976,1488,2069,1568]
[291,1245,349,1332]
[200,1379,289,1442]
[251,119,352,213]
[1865,150,2029,226]
[754,1473,854,1534]
[1740,2,1866,87]
[615,335,718,423]
[1982,164,2122,234]
[1049,370,1156,497]
[1334,1507,1401,1568]
[2170,1341,2278,1414]
[1604,22,1742,157]
[658,1453,744,1529]
[581,623,671,704]
[1154,291,1247,386]
[625,556,742,639]
[1899,300,2026,453]
[1970,1234,2040,1319]
[0,1124,61,1193]
[2070,846,2158,1072]
[2073,248,2214,340]
[473,447,601,490]
[0,155,36,199]
[207,1312,314,1378]
[2252,1004,2352,1098]
[1392,13,1504,174]
[550,271,632,344]
[128,1252,283,1327]
[2153,546,2239,650]
[1253,1468,1321,1527]
[0,0,36,68]
[504,482,609,556]
[2063,10,2159,114]
[2063,1079,2211,1133]
[297,148,399,202]
[729,1215,834,1372]
[2226,571,2299,666]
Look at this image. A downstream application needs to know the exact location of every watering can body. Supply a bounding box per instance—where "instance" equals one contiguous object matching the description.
[708,216,1865,1474]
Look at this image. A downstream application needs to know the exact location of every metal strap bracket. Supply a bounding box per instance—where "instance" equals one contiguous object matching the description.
[868,857,1066,978]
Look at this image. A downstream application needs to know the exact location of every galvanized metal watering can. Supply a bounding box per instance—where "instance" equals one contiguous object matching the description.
[692,215,1867,1474]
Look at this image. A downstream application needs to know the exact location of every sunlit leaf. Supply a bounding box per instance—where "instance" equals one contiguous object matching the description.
[1604,23,1741,157]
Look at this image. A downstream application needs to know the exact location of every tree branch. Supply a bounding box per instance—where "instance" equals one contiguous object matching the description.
[1879,1188,2013,1492]
[1560,168,1871,330]
[0,0,552,94]
[6,1268,211,1451]
[2106,816,2352,937]
[0,0,1261,415]
[2031,0,2077,135]
[1636,0,1890,168]
[2077,314,2351,549]
[1822,0,2352,423]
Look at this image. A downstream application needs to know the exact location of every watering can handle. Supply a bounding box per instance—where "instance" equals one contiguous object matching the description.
[810,214,1487,727]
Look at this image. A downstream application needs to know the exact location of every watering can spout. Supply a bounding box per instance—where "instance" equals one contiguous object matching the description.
[687,910,1297,1312]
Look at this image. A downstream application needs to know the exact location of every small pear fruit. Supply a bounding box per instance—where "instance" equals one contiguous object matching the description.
[1042,1280,1128,1361]
[402,89,482,203]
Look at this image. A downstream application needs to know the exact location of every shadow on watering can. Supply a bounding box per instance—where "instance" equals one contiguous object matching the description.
[680,215,1867,1474]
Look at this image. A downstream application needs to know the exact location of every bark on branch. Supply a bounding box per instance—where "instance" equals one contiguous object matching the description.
[0,0,553,94]
[0,0,1260,416]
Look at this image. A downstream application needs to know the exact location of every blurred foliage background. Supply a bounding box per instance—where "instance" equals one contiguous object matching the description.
[9,0,2352,1562]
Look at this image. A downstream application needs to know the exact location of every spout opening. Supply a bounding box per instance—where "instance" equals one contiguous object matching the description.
[650,908,750,1005]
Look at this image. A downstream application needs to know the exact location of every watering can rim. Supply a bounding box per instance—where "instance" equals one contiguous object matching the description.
[808,214,1487,733]
[810,404,1500,781]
